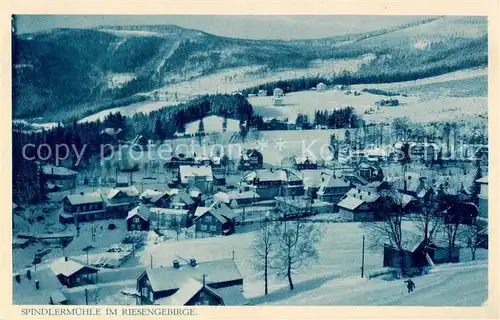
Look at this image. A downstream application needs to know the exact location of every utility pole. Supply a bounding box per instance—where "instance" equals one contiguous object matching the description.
[361,235,365,278]
[150,255,153,268]
[232,250,235,261]
[85,288,88,305]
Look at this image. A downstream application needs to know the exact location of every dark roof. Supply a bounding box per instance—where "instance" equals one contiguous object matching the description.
[143,259,243,293]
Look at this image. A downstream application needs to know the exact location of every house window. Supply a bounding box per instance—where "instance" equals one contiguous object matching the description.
[201,224,207,231]
[209,225,216,232]
[149,292,154,302]
[141,287,148,297]
[206,216,212,223]
[137,224,142,230]
[134,217,140,223]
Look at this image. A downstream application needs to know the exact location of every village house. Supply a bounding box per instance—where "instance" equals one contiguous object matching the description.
[194,201,237,236]
[316,82,327,92]
[213,190,261,208]
[13,267,68,305]
[167,189,197,212]
[356,162,384,182]
[126,204,151,231]
[476,176,488,219]
[150,207,189,229]
[106,185,140,216]
[257,89,268,97]
[50,257,99,288]
[238,149,263,170]
[179,165,213,194]
[272,88,284,106]
[136,258,246,306]
[317,174,351,203]
[140,189,171,207]
[300,170,333,199]
[42,164,77,192]
[383,235,461,272]
[294,156,318,170]
[241,169,304,200]
[60,192,106,223]
[275,196,333,218]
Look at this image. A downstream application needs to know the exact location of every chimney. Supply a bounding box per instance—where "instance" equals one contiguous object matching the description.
[202,274,206,286]
[35,280,39,290]
[65,257,68,262]
[26,269,31,280]
[358,189,361,193]
[360,195,363,200]
[15,274,20,283]
[173,260,180,269]
[322,177,325,182]
[80,192,84,196]
[190,258,197,267]
[368,191,371,196]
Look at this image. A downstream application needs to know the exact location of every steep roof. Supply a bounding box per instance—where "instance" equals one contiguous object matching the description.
[318,175,350,193]
[108,186,139,199]
[50,257,96,277]
[169,190,195,206]
[126,204,151,221]
[476,176,488,184]
[64,192,104,206]
[156,277,221,306]
[337,197,365,211]
[345,188,380,203]
[194,201,235,223]
[144,259,243,293]
[139,189,163,201]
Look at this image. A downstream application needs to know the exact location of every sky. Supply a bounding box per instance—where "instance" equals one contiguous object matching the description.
[13,15,433,40]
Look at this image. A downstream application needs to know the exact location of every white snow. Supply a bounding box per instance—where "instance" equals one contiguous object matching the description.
[183,115,240,135]
[100,29,161,37]
[78,101,179,123]
[107,73,136,89]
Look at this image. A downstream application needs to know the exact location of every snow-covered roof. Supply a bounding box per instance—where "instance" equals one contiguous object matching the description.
[144,259,243,293]
[169,191,195,206]
[295,155,317,164]
[50,257,91,277]
[215,191,260,204]
[108,186,139,199]
[139,189,163,200]
[476,176,488,184]
[65,192,104,206]
[42,165,77,176]
[337,197,365,211]
[156,277,221,306]
[50,290,68,304]
[127,205,151,221]
[345,188,380,203]
[179,165,213,184]
[150,208,189,215]
[194,201,236,223]
[210,285,248,306]
[318,175,351,191]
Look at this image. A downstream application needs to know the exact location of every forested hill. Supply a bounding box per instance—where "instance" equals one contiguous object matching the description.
[13,16,487,119]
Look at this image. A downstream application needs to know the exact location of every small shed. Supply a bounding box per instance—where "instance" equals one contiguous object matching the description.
[50,257,98,288]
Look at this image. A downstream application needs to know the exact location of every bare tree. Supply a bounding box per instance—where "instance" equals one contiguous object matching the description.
[251,219,274,295]
[272,220,321,290]
[362,187,408,274]
[442,199,472,262]
[460,218,485,261]
[169,217,183,241]
[414,186,442,251]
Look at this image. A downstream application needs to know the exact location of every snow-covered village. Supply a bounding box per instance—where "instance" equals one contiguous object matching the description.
[11,15,490,307]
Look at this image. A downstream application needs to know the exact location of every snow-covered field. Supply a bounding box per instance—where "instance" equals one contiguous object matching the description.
[78,101,179,123]
[99,29,162,37]
[184,115,240,135]
[107,73,136,89]
[134,222,487,306]
[249,69,487,124]
[145,55,374,99]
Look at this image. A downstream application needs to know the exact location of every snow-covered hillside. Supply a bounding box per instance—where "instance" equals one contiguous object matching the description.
[183,115,240,135]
